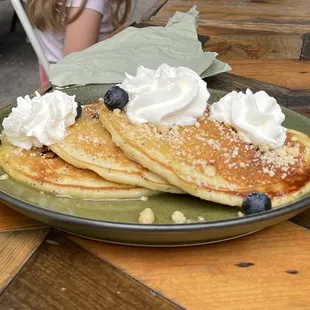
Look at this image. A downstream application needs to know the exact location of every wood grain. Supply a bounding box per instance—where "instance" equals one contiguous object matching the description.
[204,35,303,60]
[144,18,281,35]
[207,72,291,107]
[0,231,182,310]
[0,204,46,232]
[207,71,310,117]
[0,228,50,292]
[151,0,310,34]
[194,24,286,36]
[70,222,310,310]
[227,60,310,89]
[142,1,310,89]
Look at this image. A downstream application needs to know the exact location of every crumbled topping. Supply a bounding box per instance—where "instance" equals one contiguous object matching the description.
[227,183,238,191]
[231,147,239,158]
[259,144,300,177]
[204,165,216,176]
[238,211,244,217]
[171,211,187,224]
[113,109,121,114]
[106,108,306,190]
[0,174,9,180]
[194,122,200,128]
[259,144,270,152]
[77,134,105,144]
[13,148,24,156]
[138,208,155,224]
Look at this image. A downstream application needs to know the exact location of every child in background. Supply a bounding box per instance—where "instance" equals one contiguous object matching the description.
[26,0,131,85]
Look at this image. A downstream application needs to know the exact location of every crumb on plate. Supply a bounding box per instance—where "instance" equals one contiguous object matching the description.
[0,174,9,180]
[138,208,155,224]
[171,211,187,224]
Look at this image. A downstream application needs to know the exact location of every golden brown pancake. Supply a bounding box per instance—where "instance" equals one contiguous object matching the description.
[0,145,157,199]
[50,103,182,194]
[99,106,310,207]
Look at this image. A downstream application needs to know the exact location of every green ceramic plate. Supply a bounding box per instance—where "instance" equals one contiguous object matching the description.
[0,85,309,246]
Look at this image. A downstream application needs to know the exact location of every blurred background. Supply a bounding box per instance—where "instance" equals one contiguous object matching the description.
[0,0,157,107]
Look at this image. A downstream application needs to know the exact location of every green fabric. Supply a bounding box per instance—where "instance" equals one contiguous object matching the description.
[50,6,231,87]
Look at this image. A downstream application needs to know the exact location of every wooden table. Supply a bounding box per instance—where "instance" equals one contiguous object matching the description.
[1,1,310,309]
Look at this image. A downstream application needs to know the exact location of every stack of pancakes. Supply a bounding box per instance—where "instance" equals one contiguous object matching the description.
[1,100,310,207]
[0,103,181,199]
[99,103,310,208]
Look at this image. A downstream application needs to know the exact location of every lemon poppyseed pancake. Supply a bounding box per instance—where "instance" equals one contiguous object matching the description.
[99,106,310,207]
[0,146,157,199]
[50,102,182,194]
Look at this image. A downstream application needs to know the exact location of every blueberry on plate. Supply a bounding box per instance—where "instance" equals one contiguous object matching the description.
[241,192,272,215]
[104,86,129,111]
[76,102,82,119]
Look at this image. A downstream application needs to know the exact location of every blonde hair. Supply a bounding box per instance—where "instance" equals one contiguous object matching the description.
[26,0,131,33]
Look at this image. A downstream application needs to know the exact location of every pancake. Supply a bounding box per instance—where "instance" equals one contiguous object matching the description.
[99,106,310,207]
[0,145,157,199]
[50,102,182,194]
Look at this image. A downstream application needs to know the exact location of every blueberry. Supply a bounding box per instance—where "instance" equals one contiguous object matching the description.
[76,102,82,119]
[241,192,272,215]
[104,86,129,111]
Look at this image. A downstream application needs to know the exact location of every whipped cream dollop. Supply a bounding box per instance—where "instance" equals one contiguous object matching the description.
[119,64,210,126]
[2,90,78,150]
[209,89,287,150]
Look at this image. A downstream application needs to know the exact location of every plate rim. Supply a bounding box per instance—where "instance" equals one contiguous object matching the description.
[0,187,309,232]
[0,93,309,232]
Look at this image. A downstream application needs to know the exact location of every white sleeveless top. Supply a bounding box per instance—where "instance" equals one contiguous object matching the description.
[35,0,114,63]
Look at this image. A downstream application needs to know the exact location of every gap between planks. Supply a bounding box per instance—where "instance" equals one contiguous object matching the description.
[0,228,50,293]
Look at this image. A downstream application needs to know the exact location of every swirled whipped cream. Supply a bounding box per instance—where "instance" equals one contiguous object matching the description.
[119,64,210,126]
[2,90,78,150]
[209,89,287,150]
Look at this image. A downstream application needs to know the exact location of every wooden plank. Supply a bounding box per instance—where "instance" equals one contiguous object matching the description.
[0,228,50,292]
[142,17,282,36]
[151,0,310,34]
[0,231,182,310]
[204,35,304,60]
[226,60,310,89]
[0,204,46,232]
[146,16,282,35]
[153,17,310,35]
[301,33,310,61]
[208,71,310,117]
[147,18,285,35]
[69,222,310,310]
[154,0,310,20]
[207,72,291,107]
[195,24,283,36]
